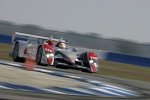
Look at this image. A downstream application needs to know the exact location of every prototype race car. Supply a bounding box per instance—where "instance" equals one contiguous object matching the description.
[10,32,99,73]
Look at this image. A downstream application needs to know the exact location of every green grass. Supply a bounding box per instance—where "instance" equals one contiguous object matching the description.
[98,60,150,82]
[0,43,150,82]
[0,43,12,61]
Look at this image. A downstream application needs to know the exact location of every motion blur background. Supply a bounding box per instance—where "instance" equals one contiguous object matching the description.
[0,0,150,58]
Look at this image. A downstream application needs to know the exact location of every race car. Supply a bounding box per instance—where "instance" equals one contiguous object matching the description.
[10,32,99,73]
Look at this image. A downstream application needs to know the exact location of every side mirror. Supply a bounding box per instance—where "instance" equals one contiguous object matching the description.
[72,48,79,52]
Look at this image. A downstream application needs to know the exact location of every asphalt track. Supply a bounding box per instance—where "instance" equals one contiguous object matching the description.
[0,60,150,100]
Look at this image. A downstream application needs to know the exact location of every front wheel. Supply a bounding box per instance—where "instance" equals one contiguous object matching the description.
[36,46,43,65]
[80,52,98,73]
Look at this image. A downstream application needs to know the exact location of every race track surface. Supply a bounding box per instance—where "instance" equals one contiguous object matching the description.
[0,60,150,100]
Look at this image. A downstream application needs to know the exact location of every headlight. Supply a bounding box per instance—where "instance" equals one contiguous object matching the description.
[50,53,54,57]
[46,54,50,58]
[46,53,54,58]
[89,60,94,64]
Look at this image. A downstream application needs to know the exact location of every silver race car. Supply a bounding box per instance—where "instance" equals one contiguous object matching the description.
[10,32,99,73]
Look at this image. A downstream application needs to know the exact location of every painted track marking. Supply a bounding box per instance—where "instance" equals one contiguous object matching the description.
[0,60,140,97]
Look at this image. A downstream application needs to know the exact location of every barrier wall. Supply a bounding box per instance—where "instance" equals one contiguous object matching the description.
[106,52,150,67]
[0,34,26,44]
[0,34,150,67]
[0,34,12,44]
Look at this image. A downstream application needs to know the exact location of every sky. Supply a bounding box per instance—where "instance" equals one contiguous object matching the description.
[0,0,150,43]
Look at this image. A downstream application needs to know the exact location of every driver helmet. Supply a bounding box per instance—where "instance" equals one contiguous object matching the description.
[58,42,67,49]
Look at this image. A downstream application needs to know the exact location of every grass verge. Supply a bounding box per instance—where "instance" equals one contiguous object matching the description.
[98,60,150,82]
[0,43,150,82]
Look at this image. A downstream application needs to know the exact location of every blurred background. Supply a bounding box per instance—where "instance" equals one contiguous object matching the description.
[0,0,150,57]
[0,20,150,58]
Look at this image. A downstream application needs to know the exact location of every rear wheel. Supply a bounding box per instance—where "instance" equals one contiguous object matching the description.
[12,43,25,62]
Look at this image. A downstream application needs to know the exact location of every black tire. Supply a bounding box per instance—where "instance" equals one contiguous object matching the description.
[53,59,58,67]
[80,52,89,67]
[36,46,43,65]
[80,52,91,72]
[12,42,25,62]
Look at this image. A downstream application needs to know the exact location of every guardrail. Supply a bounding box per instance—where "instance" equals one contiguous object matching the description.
[0,34,150,67]
[0,34,12,44]
[105,52,150,67]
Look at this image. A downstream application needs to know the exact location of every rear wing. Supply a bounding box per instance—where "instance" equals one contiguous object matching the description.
[12,32,66,43]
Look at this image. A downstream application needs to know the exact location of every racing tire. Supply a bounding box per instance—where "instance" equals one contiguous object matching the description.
[80,52,92,73]
[12,42,25,62]
[36,46,43,65]
[53,60,61,68]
